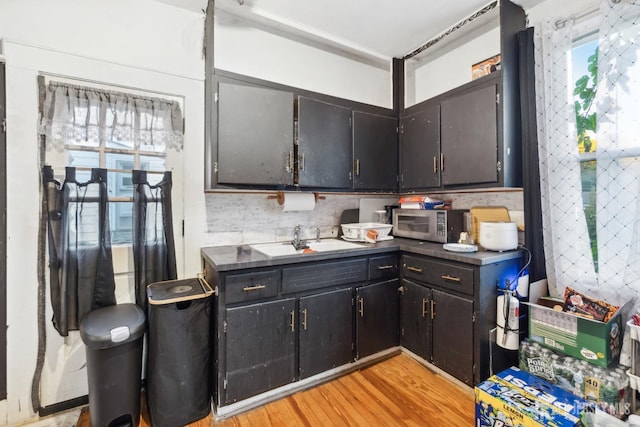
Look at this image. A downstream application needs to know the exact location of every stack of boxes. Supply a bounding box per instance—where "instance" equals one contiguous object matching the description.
[475,296,631,425]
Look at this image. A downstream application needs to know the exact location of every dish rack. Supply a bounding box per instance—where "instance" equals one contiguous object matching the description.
[628,319,640,413]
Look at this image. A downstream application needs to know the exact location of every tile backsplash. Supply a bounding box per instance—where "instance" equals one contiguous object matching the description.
[203,190,523,247]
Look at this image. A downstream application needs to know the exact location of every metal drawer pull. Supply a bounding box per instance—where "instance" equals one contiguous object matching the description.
[355,158,360,176]
[431,300,435,320]
[377,265,395,270]
[422,298,428,318]
[290,310,295,332]
[302,308,308,330]
[407,266,423,273]
[358,297,364,317]
[243,284,266,291]
[441,274,461,282]
[433,156,437,173]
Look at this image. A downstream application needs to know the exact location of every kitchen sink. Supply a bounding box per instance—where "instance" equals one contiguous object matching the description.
[250,239,365,257]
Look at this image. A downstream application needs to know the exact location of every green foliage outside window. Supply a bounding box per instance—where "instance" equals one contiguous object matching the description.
[574,45,598,268]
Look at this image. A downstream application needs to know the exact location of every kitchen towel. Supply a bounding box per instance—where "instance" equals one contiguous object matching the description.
[282,192,316,211]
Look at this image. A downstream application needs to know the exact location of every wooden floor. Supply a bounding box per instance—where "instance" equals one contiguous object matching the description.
[77,353,475,426]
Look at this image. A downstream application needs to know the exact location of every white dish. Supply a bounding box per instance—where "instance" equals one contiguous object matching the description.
[443,243,478,253]
[341,235,394,243]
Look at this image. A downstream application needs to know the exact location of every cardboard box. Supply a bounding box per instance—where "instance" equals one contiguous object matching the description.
[519,338,629,418]
[526,298,627,368]
[475,367,593,427]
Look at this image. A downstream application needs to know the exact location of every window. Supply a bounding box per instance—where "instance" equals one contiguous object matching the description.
[573,38,598,268]
[40,79,183,245]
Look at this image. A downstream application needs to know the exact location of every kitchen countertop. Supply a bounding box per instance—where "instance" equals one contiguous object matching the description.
[201,237,523,272]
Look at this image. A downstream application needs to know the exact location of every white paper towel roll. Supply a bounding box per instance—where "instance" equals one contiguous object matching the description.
[282,192,316,211]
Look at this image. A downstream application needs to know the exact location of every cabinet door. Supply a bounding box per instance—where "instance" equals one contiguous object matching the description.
[217,81,294,186]
[400,280,431,361]
[298,96,352,188]
[431,289,474,385]
[299,288,353,379]
[224,298,296,404]
[440,84,498,186]
[400,104,440,190]
[355,279,399,359]
[353,111,398,191]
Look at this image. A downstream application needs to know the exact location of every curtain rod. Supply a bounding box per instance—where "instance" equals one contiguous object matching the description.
[555,6,600,29]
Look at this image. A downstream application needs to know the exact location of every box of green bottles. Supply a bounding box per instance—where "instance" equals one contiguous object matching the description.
[519,338,630,419]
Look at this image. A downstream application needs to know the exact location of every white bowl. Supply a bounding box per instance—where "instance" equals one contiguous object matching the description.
[341,223,392,241]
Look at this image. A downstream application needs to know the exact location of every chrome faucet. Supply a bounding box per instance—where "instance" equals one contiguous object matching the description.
[292,225,309,250]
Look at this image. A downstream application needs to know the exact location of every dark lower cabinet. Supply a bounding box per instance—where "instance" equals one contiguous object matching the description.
[399,280,431,360]
[299,288,353,379]
[355,279,400,359]
[224,298,296,404]
[401,253,521,386]
[431,289,474,385]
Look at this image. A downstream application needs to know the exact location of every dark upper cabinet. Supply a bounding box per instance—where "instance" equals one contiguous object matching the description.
[297,96,352,189]
[353,111,398,191]
[399,105,440,190]
[441,83,498,186]
[217,80,294,186]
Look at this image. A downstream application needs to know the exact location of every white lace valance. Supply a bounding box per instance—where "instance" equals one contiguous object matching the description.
[39,81,184,152]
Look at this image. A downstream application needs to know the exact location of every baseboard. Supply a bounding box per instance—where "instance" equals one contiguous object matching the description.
[214,347,402,420]
[39,395,88,417]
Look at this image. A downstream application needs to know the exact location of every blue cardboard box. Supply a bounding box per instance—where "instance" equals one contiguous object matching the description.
[475,367,595,426]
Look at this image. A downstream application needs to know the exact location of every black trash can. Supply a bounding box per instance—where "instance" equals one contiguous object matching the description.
[146,277,214,427]
[79,303,146,427]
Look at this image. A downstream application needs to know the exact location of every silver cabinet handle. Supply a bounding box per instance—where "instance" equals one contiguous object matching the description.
[358,297,364,317]
[290,310,295,332]
[442,274,461,282]
[355,159,360,176]
[433,156,437,173]
[242,284,266,292]
[299,153,305,170]
[377,265,395,270]
[422,298,428,318]
[302,308,308,330]
[407,266,422,273]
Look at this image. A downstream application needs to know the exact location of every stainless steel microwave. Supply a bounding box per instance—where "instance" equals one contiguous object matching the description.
[392,209,467,243]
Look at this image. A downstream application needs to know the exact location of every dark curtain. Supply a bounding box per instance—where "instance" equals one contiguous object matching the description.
[43,166,116,336]
[518,27,546,284]
[132,170,177,312]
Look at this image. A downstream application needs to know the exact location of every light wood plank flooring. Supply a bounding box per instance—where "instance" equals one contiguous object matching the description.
[77,353,475,426]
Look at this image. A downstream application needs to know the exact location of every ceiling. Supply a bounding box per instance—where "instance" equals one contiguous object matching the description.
[158,0,542,61]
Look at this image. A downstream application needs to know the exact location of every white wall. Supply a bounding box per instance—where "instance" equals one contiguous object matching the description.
[0,1,205,424]
[214,13,393,108]
[406,24,500,106]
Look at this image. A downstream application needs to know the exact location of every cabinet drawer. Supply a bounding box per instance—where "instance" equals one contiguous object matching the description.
[282,258,367,294]
[369,254,398,281]
[402,255,474,296]
[225,269,280,303]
